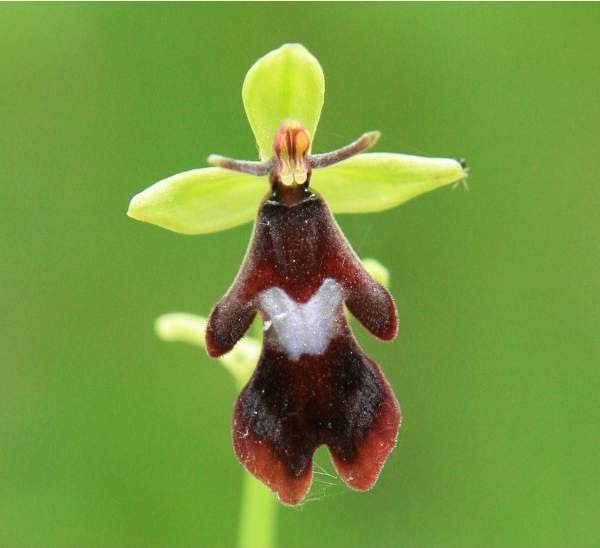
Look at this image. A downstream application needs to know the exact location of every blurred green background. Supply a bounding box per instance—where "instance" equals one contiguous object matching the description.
[1,3,599,547]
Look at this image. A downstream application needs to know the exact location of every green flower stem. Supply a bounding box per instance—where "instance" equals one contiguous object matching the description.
[238,475,277,548]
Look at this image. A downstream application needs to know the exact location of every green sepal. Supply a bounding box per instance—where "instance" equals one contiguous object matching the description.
[243,44,325,160]
[128,168,265,235]
[312,153,466,214]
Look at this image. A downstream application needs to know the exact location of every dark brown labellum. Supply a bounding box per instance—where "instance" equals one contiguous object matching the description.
[206,191,401,505]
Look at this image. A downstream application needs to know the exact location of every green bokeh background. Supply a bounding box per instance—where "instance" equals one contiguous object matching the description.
[2,4,599,547]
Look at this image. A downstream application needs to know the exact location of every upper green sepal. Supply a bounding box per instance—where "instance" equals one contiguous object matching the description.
[127,168,265,235]
[312,152,466,214]
[243,44,325,160]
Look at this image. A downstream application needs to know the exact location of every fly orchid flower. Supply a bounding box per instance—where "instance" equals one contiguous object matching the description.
[128,44,466,506]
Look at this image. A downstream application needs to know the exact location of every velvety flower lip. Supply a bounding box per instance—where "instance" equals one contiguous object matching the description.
[206,193,402,506]
[129,44,466,506]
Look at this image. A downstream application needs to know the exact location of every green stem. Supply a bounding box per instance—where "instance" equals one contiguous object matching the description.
[237,470,277,548]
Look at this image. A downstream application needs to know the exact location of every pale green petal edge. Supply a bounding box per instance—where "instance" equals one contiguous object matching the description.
[311,153,466,214]
[243,44,325,160]
[127,168,266,235]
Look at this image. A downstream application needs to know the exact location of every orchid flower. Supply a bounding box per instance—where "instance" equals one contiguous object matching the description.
[128,44,466,506]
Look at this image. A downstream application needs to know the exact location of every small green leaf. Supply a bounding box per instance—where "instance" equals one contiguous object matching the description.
[155,313,260,388]
[127,168,266,235]
[243,44,325,160]
[312,153,466,214]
